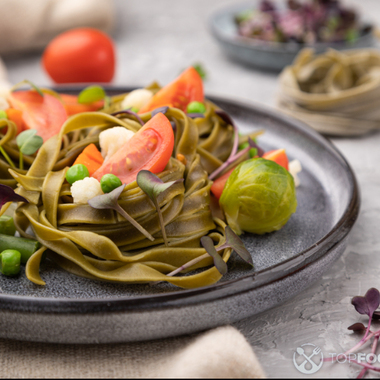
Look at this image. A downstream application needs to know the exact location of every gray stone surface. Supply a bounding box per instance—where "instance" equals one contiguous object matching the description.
[3,0,380,377]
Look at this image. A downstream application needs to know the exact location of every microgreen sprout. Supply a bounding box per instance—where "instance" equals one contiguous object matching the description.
[192,63,207,80]
[111,109,145,126]
[151,106,169,117]
[88,184,154,241]
[324,287,380,378]
[78,85,106,104]
[164,225,252,278]
[16,129,43,170]
[11,80,44,97]
[0,183,29,210]
[136,170,183,246]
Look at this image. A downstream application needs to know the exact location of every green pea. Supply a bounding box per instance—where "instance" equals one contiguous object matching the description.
[0,110,8,119]
[186,101,206,114]
[66,164,90,185]
[238,142,257,158]
[0,249,21,276]
[100,174,123,193]
[0,215,16,236]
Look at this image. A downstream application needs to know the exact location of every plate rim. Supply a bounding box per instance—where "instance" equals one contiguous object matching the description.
[0,89,360,313]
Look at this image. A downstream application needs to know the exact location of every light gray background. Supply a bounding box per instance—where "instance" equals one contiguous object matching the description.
[3,0,380,377]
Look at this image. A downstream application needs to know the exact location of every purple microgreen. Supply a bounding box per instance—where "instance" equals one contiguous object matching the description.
[78,85,106,104]
[200,236,227,275]
[352,288,380,341]
[209,144,250,180]
[352,288,380,318]
[187,113,205,119]
[248,137,264,157]
[88,184,154,242]
[348,323,367,332]
[16,129,43,170]
[111,109,144,126]
[136,170,183,246]
[151,106,169,117]
[11,80,44,97]
[215,109,239,159]
[217,226,253,267]
[170,121,177,132]
[373,311,380,320]
[0,184,29,209]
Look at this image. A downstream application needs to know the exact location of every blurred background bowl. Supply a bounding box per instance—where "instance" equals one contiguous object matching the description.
[209,1,376,72]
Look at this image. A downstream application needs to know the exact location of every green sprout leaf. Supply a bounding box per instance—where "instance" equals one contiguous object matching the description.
[136,170,183,246]
[11,80,44,97]
[16,129,43,170]
[201,236,227,275]
[88,184,154,241]
[78,85,106,104]
[192,63,207,80]
[16,129,43,155]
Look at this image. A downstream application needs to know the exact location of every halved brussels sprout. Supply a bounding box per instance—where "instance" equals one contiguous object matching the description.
[220,158,297,235]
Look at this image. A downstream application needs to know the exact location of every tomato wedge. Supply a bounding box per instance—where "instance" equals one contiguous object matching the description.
[4,108,25,135]
[92,112,174,184]
[8,90,67,142]
[210,167,235,199]
[138,67,204,113]
[262,149,289,170]
[60,94,104,116]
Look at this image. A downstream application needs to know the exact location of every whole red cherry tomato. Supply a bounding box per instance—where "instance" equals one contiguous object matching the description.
[42,28,115,84]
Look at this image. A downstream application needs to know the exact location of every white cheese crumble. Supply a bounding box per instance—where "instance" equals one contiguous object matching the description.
[288,159,302,187]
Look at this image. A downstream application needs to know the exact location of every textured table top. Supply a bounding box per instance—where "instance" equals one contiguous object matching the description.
[4,0,380,377]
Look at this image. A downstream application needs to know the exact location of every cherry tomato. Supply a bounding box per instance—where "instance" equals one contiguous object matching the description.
[60,94,104,116]
[42,28,115,84]
[139,67,204,113]
[92,113,174,184]
[8,90,68,142]
[262,149,289,170]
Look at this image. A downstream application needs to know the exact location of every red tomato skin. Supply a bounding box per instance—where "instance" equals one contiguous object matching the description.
[210,168,235,199]
[8,91,68,142]
[262,149,289,170]
[92,113,174,184]
[42,28,115,84]
[60,94,104,116]
[139,67,204,113]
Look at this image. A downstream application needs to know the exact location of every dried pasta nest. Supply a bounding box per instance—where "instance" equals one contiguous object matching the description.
[277,48,380,136]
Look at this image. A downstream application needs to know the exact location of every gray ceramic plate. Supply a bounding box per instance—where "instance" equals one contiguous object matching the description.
[0,89,359,343]
[209,1,375,71]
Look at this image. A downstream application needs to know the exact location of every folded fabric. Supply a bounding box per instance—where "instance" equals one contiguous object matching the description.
[0,0,115,55]
[277,48,380,136]
[0,325,265,378]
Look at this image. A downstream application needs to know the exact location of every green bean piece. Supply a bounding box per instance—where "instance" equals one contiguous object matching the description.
[0,215,16,236]
[65,164,89,185]
[0,234,40,264]
[100,174,122,193]
[186,101,206,114]
[0,249,21,276]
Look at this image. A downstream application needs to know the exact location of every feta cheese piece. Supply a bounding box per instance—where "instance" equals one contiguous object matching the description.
[71,177,103,204]
[121,89,153,111]
[99,126,135,162]
[288,159,302,187]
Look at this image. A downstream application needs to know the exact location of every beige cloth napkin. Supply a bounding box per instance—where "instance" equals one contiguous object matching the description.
[277,48,380,136]
[0,0,115,55]
[0,326,265,378]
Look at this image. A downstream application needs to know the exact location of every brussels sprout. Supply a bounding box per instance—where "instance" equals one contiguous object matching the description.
[219,158,297,235]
